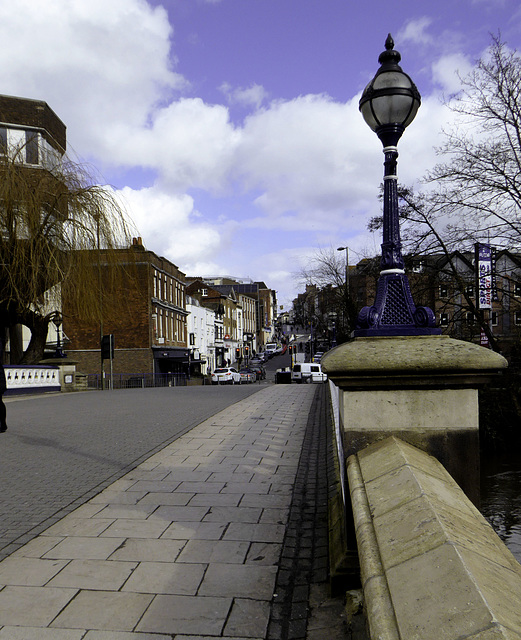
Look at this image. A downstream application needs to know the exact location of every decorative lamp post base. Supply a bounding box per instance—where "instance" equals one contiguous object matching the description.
[354,271,441,337]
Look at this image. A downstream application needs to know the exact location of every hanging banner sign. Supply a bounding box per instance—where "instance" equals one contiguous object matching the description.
[476,243,493,309]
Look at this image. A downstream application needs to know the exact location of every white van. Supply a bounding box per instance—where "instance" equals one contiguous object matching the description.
[265,343,278,355]
[291,363,327,383]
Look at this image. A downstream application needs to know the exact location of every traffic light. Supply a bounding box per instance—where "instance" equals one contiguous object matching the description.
[244,345,249,357]
[305,343,310,353]
[289,345,293,355]
[101,334,114,360]
[235,347,241,360]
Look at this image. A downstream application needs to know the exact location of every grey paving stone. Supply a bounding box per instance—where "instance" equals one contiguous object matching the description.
[0,556,69,587]
[122,560,206,595]
[224,598,271,638]
[0,628,84,639]
[224,522,286,543]
[89,490,147,505]
[154,502,212,521]
[127,480,181,493]
[174,637,262,640]
[99,518,170,539]
[176,481,226,493]
[136,594,232,635]
[43,517,116,537]
[10,536,63,559]
[43,536,126,560]
[259,508,290,524]
[47,558,137,590]
[245,542,283,566]
[136,492,195,506]
[50,590,154,631]
[161,521,227,540]
[0,585,77,626]
[221,482,271,495]
[164,470,212,482]
[177,539,249,564]
[198,563,277,599]
[203,506,263,523]
[108,537,186,562]
[240,494,292,509]
[92,504,156,520]
[83,632,171,639]
[189,492,242,507]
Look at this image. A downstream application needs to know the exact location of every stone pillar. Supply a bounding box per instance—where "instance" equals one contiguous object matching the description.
[40,358,78,392]
[321,335,507,506]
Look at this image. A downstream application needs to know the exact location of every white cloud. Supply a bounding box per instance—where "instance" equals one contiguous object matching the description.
[116,186,222,266]
[399,17,434,46]
[115,98,241,192]
[0,0,185,157]
[219,82,269,109]
[432,53,474,94]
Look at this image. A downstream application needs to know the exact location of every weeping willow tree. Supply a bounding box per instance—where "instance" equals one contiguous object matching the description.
[0,142,136,364]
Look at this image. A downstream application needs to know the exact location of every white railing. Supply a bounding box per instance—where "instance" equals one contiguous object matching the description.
[5,365,61,394]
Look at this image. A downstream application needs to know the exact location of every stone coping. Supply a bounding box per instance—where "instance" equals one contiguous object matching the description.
[347,436,521,640]
[322,335,507,378]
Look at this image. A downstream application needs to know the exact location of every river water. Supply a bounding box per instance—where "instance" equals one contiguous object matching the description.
[480,453,521,563]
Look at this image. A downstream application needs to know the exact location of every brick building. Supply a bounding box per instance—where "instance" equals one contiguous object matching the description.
[64,238,189,376]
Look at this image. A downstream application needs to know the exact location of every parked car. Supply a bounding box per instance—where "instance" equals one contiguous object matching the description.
[211,367,242,385]
[249,363,266,380]
[239,368,256,384]
[291,363,327,384]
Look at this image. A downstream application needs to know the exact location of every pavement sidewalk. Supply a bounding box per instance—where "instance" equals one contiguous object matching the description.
[0,384,347,639]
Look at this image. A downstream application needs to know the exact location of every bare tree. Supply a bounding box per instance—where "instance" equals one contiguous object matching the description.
[425,35,521,246]
[295,247,358,343]
[0,142,135,364]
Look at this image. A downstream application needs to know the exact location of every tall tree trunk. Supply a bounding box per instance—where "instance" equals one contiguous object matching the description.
[17,310,50,365]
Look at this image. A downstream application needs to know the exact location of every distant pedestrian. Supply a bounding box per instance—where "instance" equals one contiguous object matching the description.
[0,335,7,432]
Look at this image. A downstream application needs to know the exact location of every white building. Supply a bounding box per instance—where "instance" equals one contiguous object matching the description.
[186,295,217,375]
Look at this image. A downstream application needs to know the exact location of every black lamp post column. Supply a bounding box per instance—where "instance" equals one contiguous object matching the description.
[355,35,440,337]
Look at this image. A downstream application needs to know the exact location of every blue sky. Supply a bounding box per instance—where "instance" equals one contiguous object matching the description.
[0,0,520,308]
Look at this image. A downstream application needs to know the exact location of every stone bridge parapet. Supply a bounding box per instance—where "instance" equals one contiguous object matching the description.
[348,436,521,639]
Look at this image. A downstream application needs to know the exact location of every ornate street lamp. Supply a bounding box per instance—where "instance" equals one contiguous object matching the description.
[355,34,440,336]
[52,311,66,358]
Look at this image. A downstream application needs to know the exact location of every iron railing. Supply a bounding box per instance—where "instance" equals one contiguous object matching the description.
[82,372,188,391]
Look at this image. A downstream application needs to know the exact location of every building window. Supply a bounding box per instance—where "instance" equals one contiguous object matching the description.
[190,333,196,346]
[25,131,38,164]
[514,283,521,297]
[440,313,449,326]
[515,311,521,326]
[201,288,208,297]
[466,284,474,298]
[466,312,475,325]
[491,311,498,326]
[439,284,448,298]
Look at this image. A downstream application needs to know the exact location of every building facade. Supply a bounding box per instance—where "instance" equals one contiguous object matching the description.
[0,94,67,362]
[64,238,190,376]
